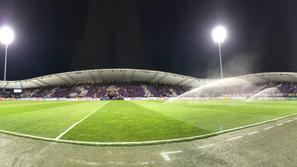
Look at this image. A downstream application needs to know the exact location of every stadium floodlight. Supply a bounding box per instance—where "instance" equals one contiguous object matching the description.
[0,26,14,45]
[0,26,14,81]
[212,25,227,79]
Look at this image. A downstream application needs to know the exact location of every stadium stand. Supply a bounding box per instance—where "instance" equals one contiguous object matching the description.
[2,80,296,99]
[0,69,297,99]
[20,82,188,99]
[0,82,189,99]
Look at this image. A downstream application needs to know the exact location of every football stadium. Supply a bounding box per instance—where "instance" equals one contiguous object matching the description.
[1,69,297,145]
[1,1,297,167]
[1,69,297,166]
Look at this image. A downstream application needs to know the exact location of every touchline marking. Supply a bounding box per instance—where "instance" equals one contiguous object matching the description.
[107,161,124,165]
[69,159,125,166]
[227,135,242,141]
[196,143,216,149]
[68,159,100,166]
[1,111,297,146]
[247,131,259,135]
[286,120,292,123]
[139,161,155,165]
[263,126,274,131]
[276,123,284,126]
[160,150,182,161]
[55,102,109,140]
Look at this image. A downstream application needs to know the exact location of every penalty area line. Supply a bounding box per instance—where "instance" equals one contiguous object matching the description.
[55,102,109,140]
[160,150,183,161]
[263,126,274,131]
[247,131,259,135]
[226,135,242,141]
[195,143,216,149]
[286,120,292,123]
[276,123,284,126]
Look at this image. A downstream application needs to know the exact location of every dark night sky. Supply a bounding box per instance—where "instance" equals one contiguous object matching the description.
[0,0,297,80]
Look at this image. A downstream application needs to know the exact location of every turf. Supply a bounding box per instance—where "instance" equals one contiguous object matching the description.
[0,99,297,142]
[0,100,107,137]
[134,100,297,132]
[61,101,207,142]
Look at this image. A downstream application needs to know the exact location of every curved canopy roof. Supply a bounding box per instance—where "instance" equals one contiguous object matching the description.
[0,69,207,89]
[237,72,297,83]
[0,69,296,89]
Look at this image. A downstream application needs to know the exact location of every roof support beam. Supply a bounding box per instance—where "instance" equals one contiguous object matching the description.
[96,71,104,81]
[175,78,189,85]
[66,74,76,83]
[123,70,128,81]
[254,76,267,83]
[184,80,197,87]
[155,74,167,83]
[36,79,50,86]
[290,74,297,81]
[149,73,159,82]
[30,81,44,87]
[2,82,9,89]
[19,81,23,89]
[57,75,71,85]
[88,72,96,82]
[130,71,135,81]
[181,79,196,87]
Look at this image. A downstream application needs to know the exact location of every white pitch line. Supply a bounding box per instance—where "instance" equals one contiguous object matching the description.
[139,161,155,165]
[247,131,259,135]
[196,143,216,149]
[263,126,274,131]
[55,102,108,140]
[226,135,242,141]
[286,120,292,123]
[68,159,100,166]
[107,161,124,165]
[276,123,284,126]
[160,150,182,161]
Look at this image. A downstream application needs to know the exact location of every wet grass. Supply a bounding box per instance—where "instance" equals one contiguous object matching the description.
[0,99,297,142]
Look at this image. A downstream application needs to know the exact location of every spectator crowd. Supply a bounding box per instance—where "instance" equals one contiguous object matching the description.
[0,82,189,99]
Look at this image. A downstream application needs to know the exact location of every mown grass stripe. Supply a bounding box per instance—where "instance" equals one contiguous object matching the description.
[0,101,107,138]
[1,100,297,143]
[0,101,86,117]
[55,102,109,139]
[61,101,207,142]
[131,101,209,134]
[0,111,297,146]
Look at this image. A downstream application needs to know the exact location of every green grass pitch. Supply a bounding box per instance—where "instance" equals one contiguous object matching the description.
[0,99,296,142]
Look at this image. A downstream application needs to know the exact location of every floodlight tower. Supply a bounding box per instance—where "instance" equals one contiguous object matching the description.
[212,25,227,79]
[0,26,14,81]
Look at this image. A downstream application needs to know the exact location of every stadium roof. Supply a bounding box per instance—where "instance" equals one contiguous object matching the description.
[237,72,297,83]
[0,69,208,89]
[0,69,296,89]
